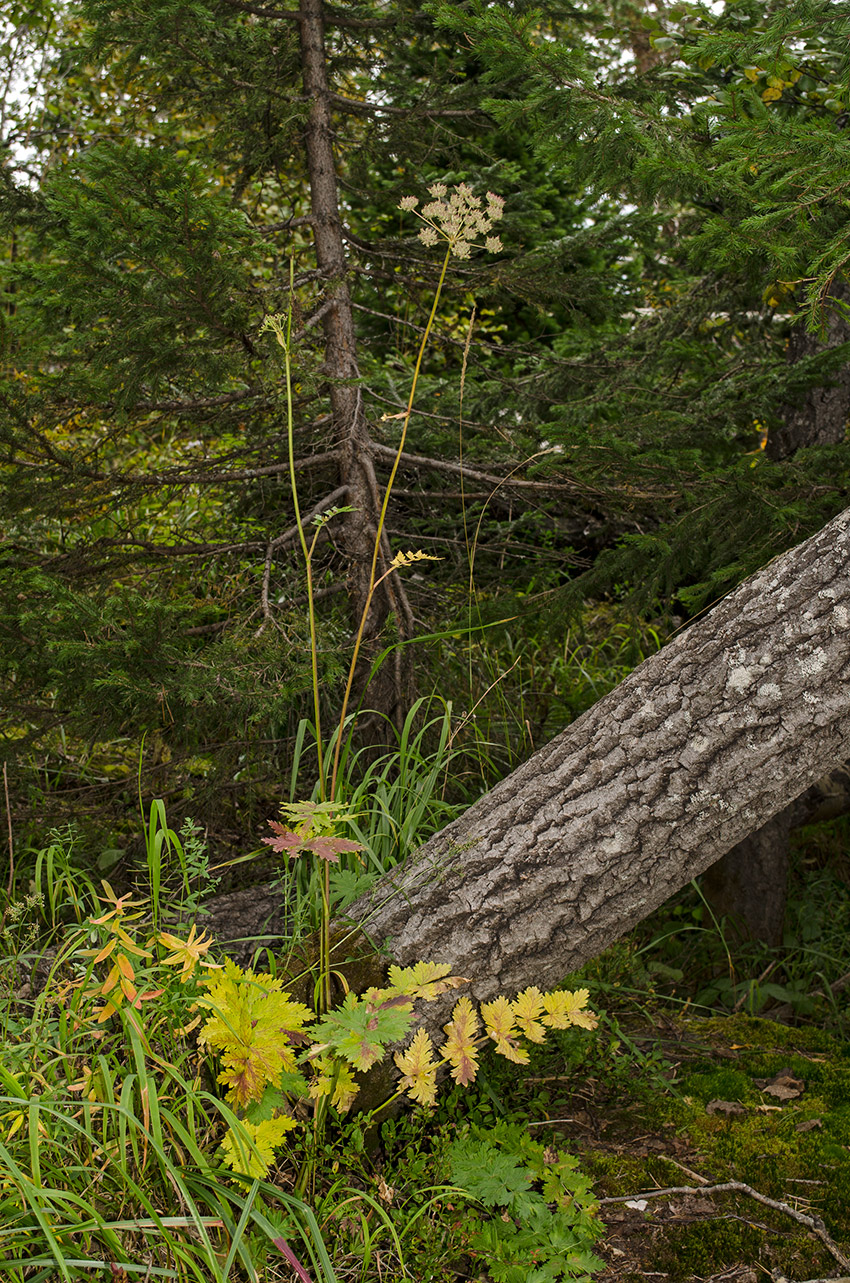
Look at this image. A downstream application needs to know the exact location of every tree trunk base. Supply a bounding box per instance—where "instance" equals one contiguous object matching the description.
[701,812,792,945]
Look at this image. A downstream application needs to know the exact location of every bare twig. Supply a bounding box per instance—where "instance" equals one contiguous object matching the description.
[329,92,481,119]
[292,297,336,342]
[772,1277,850,1283]
[370,441,599,496]
[599,1181,850,1272]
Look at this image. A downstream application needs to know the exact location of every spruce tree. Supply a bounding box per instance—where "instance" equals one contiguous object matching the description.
[1,0,848,841]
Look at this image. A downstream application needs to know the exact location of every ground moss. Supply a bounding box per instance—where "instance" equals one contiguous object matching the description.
[651,1216,832,1277]
[580,1150,678,1197]
[683,1065,756,1104]
[567,1013,850,1277]
[690,1013,840,1055]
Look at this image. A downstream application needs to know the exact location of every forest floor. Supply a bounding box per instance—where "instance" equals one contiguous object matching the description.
[551,1012,850,1283]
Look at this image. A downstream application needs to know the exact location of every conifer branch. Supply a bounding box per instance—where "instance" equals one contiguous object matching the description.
[220,0,396,28]
[329,94,482,119]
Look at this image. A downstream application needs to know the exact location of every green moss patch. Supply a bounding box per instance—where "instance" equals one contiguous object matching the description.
[547,1013,850,1279]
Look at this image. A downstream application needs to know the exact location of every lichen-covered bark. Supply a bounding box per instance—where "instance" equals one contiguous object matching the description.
[350,505,850,999]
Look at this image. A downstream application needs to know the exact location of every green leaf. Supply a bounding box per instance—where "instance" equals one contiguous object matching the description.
[310,992,413,1070]
[449,1140,532,1208]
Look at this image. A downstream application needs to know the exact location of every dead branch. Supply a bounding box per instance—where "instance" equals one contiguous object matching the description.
[598,1181,850,1272]
[370,441,600,496]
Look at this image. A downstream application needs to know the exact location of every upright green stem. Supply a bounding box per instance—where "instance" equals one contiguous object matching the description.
[278,262,325,798]
[329,246,453,800]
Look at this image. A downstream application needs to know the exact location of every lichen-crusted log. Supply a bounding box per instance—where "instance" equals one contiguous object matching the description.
[349,505,850,1000]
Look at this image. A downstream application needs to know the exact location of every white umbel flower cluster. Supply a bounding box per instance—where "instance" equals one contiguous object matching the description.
[399,183,504,258]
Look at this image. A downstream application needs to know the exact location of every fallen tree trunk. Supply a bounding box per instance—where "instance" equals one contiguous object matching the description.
[199,506,850,998]
[346,504,850,998]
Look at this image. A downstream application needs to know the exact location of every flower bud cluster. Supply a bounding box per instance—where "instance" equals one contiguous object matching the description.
[399,183,504,259]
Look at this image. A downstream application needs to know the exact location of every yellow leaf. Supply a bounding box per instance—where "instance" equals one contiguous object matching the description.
[92,939,117,964]
[159,925,219,980]
[513,987,547,1043]
[200,958,315,1107]
[442,995,480,1086]
[219,1116,297,1178]
[541,988,598,1030]
[394,1028,437,1106]
[386,960,468,1002]
[308,1057,360,1113]
[762,87,782,102]
[480,995,515,1041]
[113,927,152,958]
[331,1063,359,1113]
[481,995,529,1064]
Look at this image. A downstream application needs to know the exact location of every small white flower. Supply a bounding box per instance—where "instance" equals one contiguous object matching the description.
[400,182,505,256]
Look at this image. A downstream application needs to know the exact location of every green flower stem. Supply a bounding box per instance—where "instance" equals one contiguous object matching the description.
[275,262,325,798]
[329,245,453,800]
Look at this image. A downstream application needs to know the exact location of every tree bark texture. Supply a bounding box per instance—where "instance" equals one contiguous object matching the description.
[347,505,850,1000]
[700,812,792,944]
[298,0,411,728]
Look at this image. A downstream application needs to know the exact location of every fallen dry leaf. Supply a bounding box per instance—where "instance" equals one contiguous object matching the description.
[706,1099,747,1117]
[755,1067,804,1101]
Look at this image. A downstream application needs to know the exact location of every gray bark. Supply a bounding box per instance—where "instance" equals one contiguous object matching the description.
[347,504,850,1000]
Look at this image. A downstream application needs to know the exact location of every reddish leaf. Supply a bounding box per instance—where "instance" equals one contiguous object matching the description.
[261,820,304,857]
[304,834,362,863]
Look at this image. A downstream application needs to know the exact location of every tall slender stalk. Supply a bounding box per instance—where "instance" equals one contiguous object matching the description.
[263,183,503,1020]
[329,246,452,802]
[263,263,325,797]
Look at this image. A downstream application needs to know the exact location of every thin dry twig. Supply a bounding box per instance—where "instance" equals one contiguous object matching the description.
[773,1277,850,1283]
[599,1181,850,1272]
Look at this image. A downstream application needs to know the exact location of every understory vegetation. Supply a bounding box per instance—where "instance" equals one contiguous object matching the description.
[5,798,850,1281]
